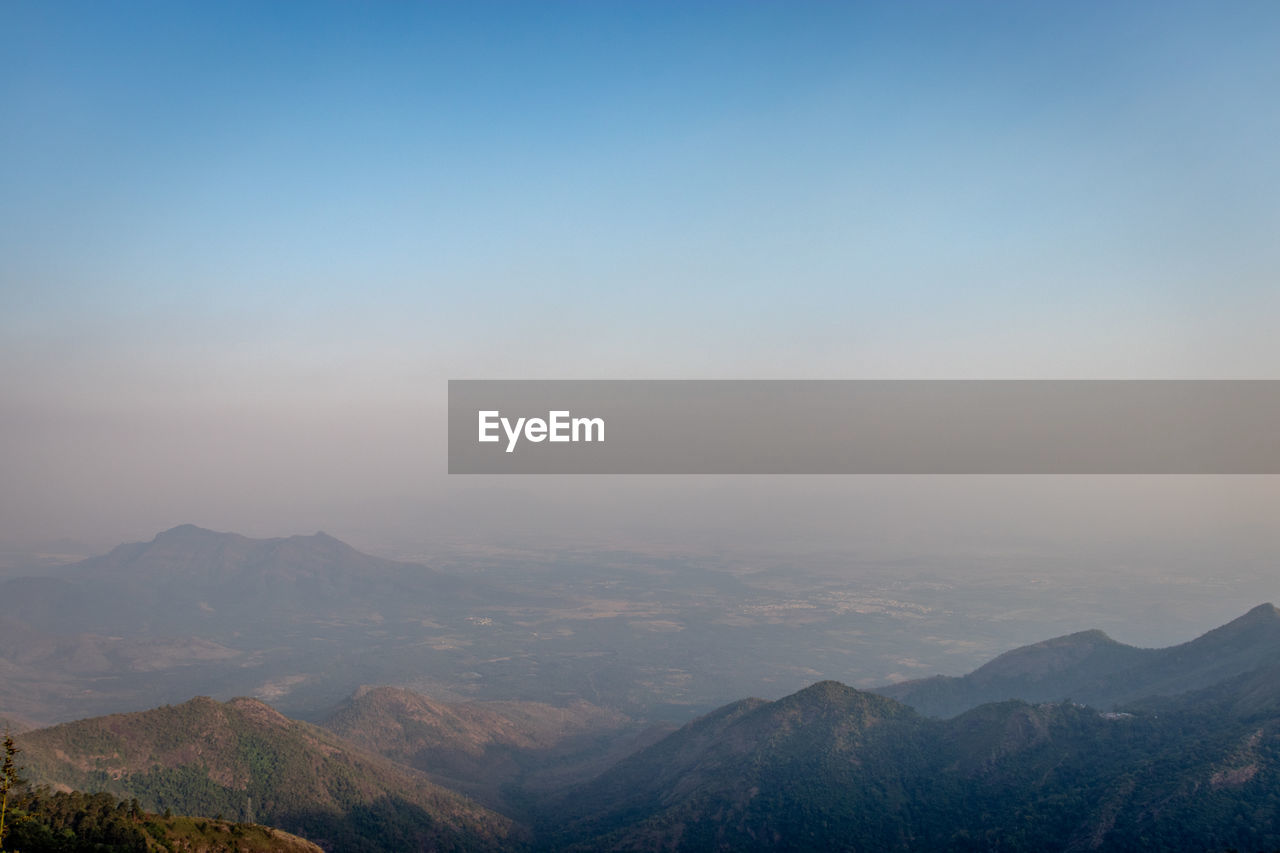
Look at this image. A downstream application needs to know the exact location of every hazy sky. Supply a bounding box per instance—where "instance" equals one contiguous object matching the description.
[2,2,1278,549]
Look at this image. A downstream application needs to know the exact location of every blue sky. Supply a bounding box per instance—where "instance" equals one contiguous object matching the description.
[2,1,1278,544]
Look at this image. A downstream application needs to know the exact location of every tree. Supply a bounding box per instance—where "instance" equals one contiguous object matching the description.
[0,730,23,850]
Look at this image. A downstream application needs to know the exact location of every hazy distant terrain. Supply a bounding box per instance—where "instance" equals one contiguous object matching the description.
[0,525,1269,727]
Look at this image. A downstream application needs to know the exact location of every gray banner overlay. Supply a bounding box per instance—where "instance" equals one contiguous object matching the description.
[448,381,1280,474]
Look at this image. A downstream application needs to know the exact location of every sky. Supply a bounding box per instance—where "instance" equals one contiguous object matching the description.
[2,1,1278,555]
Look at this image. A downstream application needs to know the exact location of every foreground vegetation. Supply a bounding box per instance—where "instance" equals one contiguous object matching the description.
[1,787,321,853]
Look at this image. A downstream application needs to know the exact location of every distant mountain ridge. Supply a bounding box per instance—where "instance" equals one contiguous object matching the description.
[0,525,518,723]
[875,603,1280,718]
[23,524,486,636]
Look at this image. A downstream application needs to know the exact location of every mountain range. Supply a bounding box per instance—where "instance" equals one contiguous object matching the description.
[543,679,1280,851]
[874,602,1280,718]
[7,525,1280,850]
[19,661,1280,851]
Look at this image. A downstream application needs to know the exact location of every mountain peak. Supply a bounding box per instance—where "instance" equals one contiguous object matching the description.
[227,696,292,727]
[764,681,914,731]
[282,530,358,553]
[967,628,1129,682]
[1189,602,1280,648]
[152,524,222,542]
[1240,602,1280,622]
[790,679,863,703]
[150,526,354,549]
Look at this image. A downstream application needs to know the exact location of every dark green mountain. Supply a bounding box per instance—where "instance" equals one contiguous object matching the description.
[546,680,1280,852]
[17,695,524,852]
[545,682,924,850]
[875,603,1280,718]
[1125,659,1280,719]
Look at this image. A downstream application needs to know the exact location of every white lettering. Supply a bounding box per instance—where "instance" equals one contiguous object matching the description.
[481,410,605,453]
[549,410,570,442]
[572,416,604,443]
[478,411,500,443]
[501,416,526,453]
